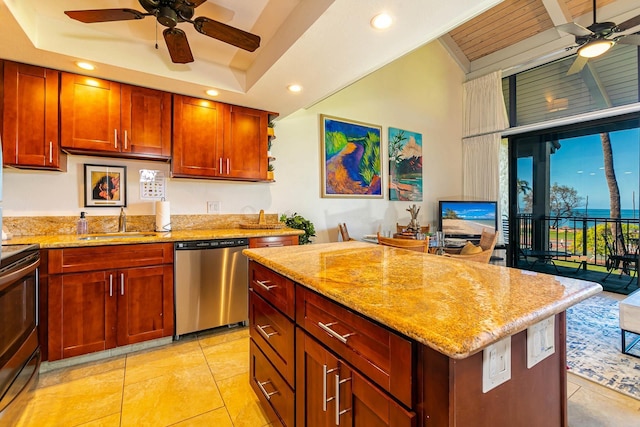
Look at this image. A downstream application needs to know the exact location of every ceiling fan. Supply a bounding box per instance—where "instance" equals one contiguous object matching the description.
[556,0,640,75]
[64,0,261,64]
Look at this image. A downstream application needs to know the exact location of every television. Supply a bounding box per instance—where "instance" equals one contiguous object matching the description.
[438,200,498,241]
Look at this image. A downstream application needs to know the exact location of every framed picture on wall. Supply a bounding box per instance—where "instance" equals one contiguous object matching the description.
[388,127,423,201]
[320,114,383,198]
[84,164,127,207]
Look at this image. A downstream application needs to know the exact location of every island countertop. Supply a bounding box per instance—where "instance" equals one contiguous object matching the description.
[243,241,602,359]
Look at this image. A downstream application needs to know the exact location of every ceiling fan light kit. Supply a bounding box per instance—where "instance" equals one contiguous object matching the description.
[578,39,613,58]
[64,0,261,64]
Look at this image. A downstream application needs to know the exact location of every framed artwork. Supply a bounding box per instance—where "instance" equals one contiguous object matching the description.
[320,114,382,198]
[84,164,127,207]
[388,127,422,201]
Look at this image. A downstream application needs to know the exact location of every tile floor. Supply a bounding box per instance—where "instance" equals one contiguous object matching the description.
[16,325,640,427]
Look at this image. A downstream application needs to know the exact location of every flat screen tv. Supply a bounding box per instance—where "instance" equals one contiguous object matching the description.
[438,200,498,240]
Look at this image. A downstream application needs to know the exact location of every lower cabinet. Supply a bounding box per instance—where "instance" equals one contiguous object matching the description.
[296,329,415,427]
[47,244,174,361]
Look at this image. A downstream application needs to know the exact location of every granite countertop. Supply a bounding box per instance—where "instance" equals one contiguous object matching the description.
[243,241,603,359]
[3,228,304,248]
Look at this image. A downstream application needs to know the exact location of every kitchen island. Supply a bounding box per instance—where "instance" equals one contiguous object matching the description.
[243,241,602,427]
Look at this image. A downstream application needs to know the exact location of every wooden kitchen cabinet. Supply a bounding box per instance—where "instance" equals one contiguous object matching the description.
[1,61,67,170]
[60,72,171,160]
[296,329,416,427]
[172,94,269,181]
[249,235,299,248]
[47,243,174,361]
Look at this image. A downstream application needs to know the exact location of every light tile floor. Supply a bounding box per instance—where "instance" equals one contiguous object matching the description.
[16,325,640,426]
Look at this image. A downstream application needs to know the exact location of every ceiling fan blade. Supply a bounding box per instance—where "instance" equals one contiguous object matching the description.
[616,14,640,32]
[163,28,194,64]
[186,0,208,7]
[556,22,592,37]
[193,17,260,52]
[617,34,640,45]
[65,9,147,23]
[567,55,589,76]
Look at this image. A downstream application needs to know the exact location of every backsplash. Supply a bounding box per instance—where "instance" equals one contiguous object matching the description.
[3,213,280,236]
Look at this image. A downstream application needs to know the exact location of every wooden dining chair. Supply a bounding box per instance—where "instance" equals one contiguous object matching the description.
[377,233,429,252]
[338,223,354,241]
[443,229,498,263]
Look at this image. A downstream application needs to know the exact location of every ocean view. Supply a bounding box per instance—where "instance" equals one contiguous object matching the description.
[571,208,639,219]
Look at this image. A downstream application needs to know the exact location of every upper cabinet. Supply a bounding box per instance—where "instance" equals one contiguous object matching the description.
[60,73,171,160]
[172,95,269,181]
[1,61,67,171]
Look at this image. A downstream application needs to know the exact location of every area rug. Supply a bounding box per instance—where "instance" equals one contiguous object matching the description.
[566,294,640,400]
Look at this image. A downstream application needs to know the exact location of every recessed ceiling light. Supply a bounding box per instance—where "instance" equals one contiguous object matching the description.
[371,13,392,30]
[288,84,302,93]
[205,89,219,97]
[76,61,95,71]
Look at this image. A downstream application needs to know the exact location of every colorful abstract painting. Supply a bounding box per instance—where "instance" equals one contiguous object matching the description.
[388,127,422,201]
[321,115,382,198]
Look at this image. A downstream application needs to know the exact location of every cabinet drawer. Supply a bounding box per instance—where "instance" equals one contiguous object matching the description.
[249,291,295,387]
[296,286,414,408]
[249,235,298,248]
[250,340,294,427]
[249,261,295,319]
[47,243,174,274]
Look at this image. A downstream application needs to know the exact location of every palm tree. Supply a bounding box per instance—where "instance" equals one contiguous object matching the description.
[601,132,624,254]
[516,179,531,213]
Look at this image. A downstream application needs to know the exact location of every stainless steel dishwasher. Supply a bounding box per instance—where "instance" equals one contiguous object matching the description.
[174,238,248,338]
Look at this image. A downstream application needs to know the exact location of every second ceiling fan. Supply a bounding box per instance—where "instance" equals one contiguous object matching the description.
[65,0,261,64]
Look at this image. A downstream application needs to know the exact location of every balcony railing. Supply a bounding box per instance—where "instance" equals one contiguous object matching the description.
[514,214,639,277]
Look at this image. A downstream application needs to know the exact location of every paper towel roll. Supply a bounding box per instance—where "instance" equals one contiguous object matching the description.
[155,201,171,232]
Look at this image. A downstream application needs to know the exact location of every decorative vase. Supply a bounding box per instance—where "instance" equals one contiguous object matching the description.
[406,204,421,233]
[267,171,274,180]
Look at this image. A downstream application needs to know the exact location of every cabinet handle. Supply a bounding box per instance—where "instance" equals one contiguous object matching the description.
[256,324,278,340]
[114,129,118,148]
[266,243,284,247]
[219,157,223,174]
[124,130,128,149]
[120,273,125,295]
[335,373,352,425]
[322,365,337,411]
[254,279,277,291]
[257,379,279,401]
[226,158,230,174]
[318,322,355,344]
[49,141,53,163]
[109,274,113,297]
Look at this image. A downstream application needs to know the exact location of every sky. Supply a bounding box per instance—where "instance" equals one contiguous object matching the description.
[518,128,640,210]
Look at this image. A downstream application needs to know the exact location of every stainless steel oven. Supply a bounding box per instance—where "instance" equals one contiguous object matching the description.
[0,244,40,424]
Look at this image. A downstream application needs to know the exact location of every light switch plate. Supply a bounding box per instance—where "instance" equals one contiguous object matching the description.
[207,201,221,214]
[482,336,511,393]
[527,316,555,368]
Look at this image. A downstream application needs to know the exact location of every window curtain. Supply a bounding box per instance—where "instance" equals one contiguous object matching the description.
[462,71,509,241]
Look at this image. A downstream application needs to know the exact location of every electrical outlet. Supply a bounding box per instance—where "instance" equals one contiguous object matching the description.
[207,201,221,214]
[482,336,511,393]
[527,316,555,368]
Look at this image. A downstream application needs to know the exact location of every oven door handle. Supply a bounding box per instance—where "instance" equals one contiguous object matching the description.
[0,258,40,291]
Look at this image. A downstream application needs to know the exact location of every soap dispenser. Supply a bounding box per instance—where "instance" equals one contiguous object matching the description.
[77,212,88,235]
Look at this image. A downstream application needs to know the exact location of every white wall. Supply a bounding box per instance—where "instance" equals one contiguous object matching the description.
[3,41,464,243]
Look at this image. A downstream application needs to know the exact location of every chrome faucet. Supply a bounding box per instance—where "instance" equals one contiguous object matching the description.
[118,207,127,232]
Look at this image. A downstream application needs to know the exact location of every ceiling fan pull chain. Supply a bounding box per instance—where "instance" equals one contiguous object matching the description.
[155,20,159,49]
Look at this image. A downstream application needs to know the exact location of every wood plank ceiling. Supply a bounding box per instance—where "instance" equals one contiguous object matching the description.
[447,0,618,63]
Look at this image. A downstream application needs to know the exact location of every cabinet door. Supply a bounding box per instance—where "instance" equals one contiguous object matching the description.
[296,329,338,427]
[60,72,121,153]
[249,235,299,248]
[117,265,174,346]
[48,271,117,361]
[121,85,172,158]
[2,61,65,170]
[223,105,268,180]
[172,94,224,178]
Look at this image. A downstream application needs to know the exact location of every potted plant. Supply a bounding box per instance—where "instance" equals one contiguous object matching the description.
[280,212,316,244]
[267,121,275,138]
[267,163,275,180]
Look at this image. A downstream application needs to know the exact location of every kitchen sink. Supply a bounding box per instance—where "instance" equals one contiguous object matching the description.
[78,232,157,240]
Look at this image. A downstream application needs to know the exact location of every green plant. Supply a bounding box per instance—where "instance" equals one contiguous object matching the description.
[280,213,315,245]
[268,163,274,172]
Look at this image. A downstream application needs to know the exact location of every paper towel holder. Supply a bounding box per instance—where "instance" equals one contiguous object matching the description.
[155,199,172,232]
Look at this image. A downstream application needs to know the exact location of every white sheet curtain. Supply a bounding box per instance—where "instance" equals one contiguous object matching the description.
[462,70,509,241]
